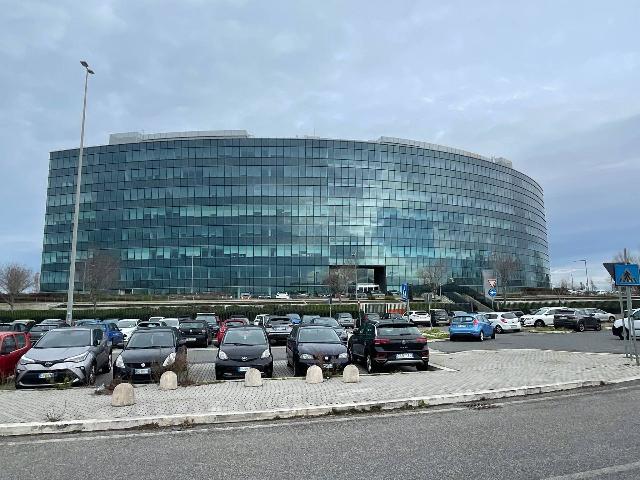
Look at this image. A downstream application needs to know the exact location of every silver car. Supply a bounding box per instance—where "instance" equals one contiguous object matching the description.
[15,327,111,388]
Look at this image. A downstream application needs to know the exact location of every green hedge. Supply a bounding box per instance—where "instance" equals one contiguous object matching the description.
[0,301,461,323]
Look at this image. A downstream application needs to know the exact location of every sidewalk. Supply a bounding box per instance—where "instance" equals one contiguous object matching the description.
[1,349,639,436]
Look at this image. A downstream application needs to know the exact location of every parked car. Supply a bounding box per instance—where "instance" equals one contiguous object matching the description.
[148,316,165,323]
[511,311,525,320]
[100,319,125,347]
[76,320,123,349]
[407,311,432,325]
[40,319,69,328]
[287,326,348,376]
[553,309,602,332]
[6,320,36,332]
[162,318,180,329]
[15,327,111,388]
[138,320,166,329]
[215,318,250,346]
[336,312,355,328]
[28,324,63,344]
[301,317,348,343]
[253,313,269,327]
[485,312,522,333]
[382,312,406,321]
[363,312,381,322]
[521,307,567,327]
[449,314,495,341]
[117,319,140,343]
[582,308,616,322]
[615,309,640,339]
[179,319,210,347]
[195,313,219,340]
[275,292,290,300]
[429,309,449,326]
[264,316,293,344]
[0,332,31,377]
[348,318,429,373]
[113,327,186,383]
[286,313,302,325]
[215,326,273,379]
[301,315,320,324]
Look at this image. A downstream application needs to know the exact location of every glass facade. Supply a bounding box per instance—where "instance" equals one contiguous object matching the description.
[41,133,550,295]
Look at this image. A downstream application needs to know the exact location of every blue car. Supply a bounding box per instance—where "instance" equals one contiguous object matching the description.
[449,313,495,341]
[287,313,301,325]
[76,320,124,348]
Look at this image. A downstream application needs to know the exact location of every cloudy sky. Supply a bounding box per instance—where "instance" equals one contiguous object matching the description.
[1,0,638,288]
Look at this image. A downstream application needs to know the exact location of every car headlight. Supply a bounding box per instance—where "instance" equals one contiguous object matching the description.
[338,352,348,359]
[218,350,228,360]
[299,353,314,360]
[115,355,125,368]
[261,349,271,359]
[65,352,89,363]
[20,356,35,365]
[163,352,176,367]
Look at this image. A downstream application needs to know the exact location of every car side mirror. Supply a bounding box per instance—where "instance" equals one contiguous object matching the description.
[353,328,359,335]
[178,339,187,346]
[93,339,101,346]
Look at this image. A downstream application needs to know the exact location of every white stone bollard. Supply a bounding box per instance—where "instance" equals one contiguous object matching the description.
[244,368,263,387]
[159,371,178,390]
[111,383,135,407]
[342,364,360,383]
[305,365,323,384]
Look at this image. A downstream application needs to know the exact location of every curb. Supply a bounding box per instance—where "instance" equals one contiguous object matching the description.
[2,375,640,437]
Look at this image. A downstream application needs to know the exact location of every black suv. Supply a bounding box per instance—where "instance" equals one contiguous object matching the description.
[348,318,429,373]
[554,309,602,332]
[178,319,210,347]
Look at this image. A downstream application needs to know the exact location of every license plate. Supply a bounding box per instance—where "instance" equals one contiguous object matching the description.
[322,363,334,369]
[237,367,249,372]
[38,373,54,379]
[134,368,150,374]
[186,337,197,341]
[396,353,413,359]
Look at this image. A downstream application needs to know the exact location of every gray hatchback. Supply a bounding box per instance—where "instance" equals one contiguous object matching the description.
[15,327,111,388]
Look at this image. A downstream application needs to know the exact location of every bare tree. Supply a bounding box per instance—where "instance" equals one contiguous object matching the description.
[33,272,40,293]
[418,260,448,296]
[612,250,640,264]
[85,251,120,311]
[490,252,521,302]
[323,268,350,303]
[559,279,569,291]
[0,263,34,311]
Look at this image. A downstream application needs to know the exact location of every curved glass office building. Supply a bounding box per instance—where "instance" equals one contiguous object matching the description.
[41,131,550,295]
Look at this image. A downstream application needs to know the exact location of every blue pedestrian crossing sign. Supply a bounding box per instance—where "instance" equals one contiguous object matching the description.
[400,283,409,301]
[488,288,497,297]
[614,264,640,286]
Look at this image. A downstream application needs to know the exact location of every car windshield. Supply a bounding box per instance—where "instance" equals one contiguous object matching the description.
[127,331,175,348]
[299,328,340,343]
[196,315,216,322]
[30,325,54,333]
[534,308,549,315]
[223,329,267,346]
[180,322,205,329]
[313,318,340,327]
[0,324,12,331]
[118,320,138,328]
[266,318,290,327]
[35,330,91,348]
[413,311,428,315]
[377,325,421,336]
[226,320,246,327]
[502,313,517,319]
[338,313,352,318]
[163,319,180,327]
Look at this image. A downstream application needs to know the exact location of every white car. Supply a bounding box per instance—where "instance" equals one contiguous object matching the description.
[613,309,640,338]
[275,292,290,300]
[521,307,567,327]
[408,311,432,325]
[254,313,269,326]
[148,316,165,322]
[582,308,616,322]
[117,318,140,342]
[485,312,522,333]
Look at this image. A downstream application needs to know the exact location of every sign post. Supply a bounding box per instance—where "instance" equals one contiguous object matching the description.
[401,283,409,315]
[612,261,640,365]
[487,278,497,310]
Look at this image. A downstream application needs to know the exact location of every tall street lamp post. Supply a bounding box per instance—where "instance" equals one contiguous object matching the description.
[352,251,360,326]
[575,259,589,292]
[66,60,95,324]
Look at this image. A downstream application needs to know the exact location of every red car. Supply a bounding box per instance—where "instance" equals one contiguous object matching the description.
[215,318,250,346]
[0,332,32,378]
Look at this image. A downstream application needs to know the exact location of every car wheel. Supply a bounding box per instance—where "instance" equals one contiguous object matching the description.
[215,368,222,380]
[619,332,625,340]
[491,330,496,339]
[478,331,484,342]
[595,322,602,331]
[577,323,585,332]
[347,346,355,363]
[292,359,302,377]
[450,335,456,342]
[495,325,503,334]
[86,363,97,386]
[609,316,615,322]
[534,320,544,328]
[366,353,376,373]
[265,368,273,378]
[416,361,428,371]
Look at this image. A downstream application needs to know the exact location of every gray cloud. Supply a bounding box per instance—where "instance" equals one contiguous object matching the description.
[0,0,638,283]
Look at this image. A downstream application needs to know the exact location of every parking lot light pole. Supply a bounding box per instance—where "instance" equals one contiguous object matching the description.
[352,251,360,326]
[575,259,589,292]
[66,60,95,325]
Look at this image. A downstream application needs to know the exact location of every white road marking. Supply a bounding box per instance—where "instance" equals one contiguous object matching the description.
[542,460,640,479]
[2,384,638,447]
